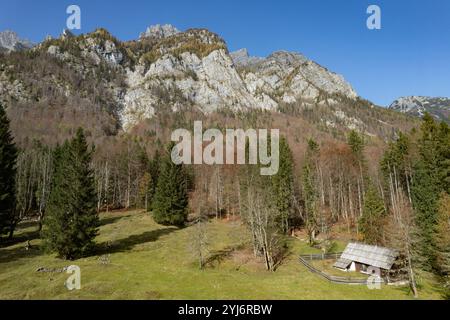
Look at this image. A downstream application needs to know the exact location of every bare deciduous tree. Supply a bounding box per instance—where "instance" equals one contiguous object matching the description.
[385,191,419,298]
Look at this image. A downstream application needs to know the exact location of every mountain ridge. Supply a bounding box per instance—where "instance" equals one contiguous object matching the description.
[0,24,417,141]
[1,25,359,129]
[388,96,450,123]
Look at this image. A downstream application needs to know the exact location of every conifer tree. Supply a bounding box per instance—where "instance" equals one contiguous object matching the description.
[42,128,99,260]
[380,132,413,202]
[412,160,440,269]
[436,193,450,297]
[302,139,319,245]
[0,103,17,238]
[135,145,154,210]
[347,130,365,157]
[437,122,450,194]
[348,129,367,191]
[271,136,294,233]
[411,114,443,269]
[359,182,385,245]
[147,150,161,209]
[152,143,188,227]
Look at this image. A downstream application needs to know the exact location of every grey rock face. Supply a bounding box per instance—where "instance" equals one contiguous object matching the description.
[123,30,357,128]
[123,47,274,129]
[389,96,450,123]
[83,38,124,65]
[140,24,180,39]
[0,30,33,52]
[46,32,125,67]
[234,50,357,104]
[230,49,264,67]
[0,71,29,106]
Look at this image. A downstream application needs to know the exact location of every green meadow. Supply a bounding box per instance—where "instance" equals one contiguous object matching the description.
[0,210,442,300]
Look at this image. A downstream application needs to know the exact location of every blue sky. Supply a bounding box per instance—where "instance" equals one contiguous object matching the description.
[1,0,449,106]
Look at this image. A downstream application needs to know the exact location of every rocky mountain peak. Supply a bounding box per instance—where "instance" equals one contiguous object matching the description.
[232,48,249,57]
[266,50,308,66]
[389,96,450,123]
[0,30,33,52]
[230,48,264,67]
[231,48,357,105]
[140,24,180,40]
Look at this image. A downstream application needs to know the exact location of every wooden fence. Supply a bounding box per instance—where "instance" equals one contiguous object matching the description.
[299,254,384,285]
[300,253,343,261]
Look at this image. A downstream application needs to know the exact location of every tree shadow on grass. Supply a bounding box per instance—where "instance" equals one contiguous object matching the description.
[0,245,43,264]
[99,214,132,227]
[0,230,40,249]
[204,244,248,268]
[96,227,178,255]
[204,248,235,268]
[0,221,44,264]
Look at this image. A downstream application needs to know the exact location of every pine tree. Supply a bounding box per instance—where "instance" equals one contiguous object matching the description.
[437,122,450,194]
[348,129,367,185]
[70,129,99,251]
[411,114,444,270]
[147,150,161,209]
[42,142,72,256]
[134,145,154,210]
[380,132,413,201]
[0,103,17,238]
[302,139,319,245]
[42,129,99,260]
[152,143,188,227]
[347,130,364,155]
[271,136,294,233]
[412,159,440,269]
[359,182,385,245]
[436,192,450,297]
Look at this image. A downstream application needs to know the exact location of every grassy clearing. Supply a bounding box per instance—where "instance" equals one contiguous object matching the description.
[0,210,442,300]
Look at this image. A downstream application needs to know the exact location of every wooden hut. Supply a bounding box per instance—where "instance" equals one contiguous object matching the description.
[334,243,398,274]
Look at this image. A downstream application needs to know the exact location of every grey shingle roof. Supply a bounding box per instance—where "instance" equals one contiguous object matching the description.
[334,243,398,270]
[334,258,352,269]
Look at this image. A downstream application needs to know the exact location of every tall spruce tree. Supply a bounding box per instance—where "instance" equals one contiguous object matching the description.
[302,139,319,245]
[347,130,365,157]
[147,150,161,211]
[0,103,17,238]
[42,128,99,260]
[411,114,446,270]
[359,182,385,245]
[152,143,188,227]
[348,129,368,190]
[380,132,413,200]
[271,136,294,234]
[437,122,450,194]
[436,193,450,297]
